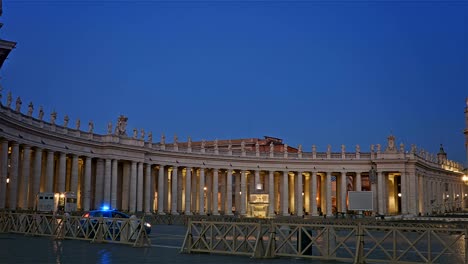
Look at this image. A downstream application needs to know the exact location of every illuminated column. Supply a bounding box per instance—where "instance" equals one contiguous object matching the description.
[30,147,42,208]
[234,171,240,213]
[199,168,205,215]
[212,168,219,215]
[311,171,318,216]
[400,172,408,214]
[377,171,384,215]
[57,152,66,193]
[185,167,192,215]
[144,164,151,213]
[104,159,111,205]
[111,159,118,209]
[268,170,274,216]
[171,166,178,215]
[356,172,362,191]
[129,161,137,213]
[0,140,8,209]
[255,170,260,190]
[304,174,310,214]
[296,172,303,217]
[282,171,289,216]
[418,174,424,215]
[240,170,247,215]
[340,171,347,214]
[9,142,19,210]
[83,156,92,211]
[137,162,144,212]
[326,172,333,217]
[19,146,31,209]
[95,159,104,209]
[157,165,165,215]
[45,150,54,193]
[191,169,197,212]
[226,169,233,215]
[70,155,79,194]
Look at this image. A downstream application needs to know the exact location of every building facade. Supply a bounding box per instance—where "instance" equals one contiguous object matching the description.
[0,96,465,217]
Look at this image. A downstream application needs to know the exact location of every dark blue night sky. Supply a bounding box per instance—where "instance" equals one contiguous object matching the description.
[1,0,467,164]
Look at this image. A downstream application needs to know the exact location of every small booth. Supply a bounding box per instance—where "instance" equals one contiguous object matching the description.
[248,193,269,218]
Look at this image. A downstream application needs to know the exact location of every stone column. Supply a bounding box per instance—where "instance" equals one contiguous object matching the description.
[255,170,260,190]
[95,159,104,209]
[171,166,178,215]
[111,159,118,209]
[377,171,384,215]
[356,172,362,191]
[185,167,192,215]
[400,172,408,214]
[57,152,66,193]
[129,161,137,213]
[20,146,31,209]
[418,174,424,215]
[304,174,310,214]
[137,162,144,212]
[311,171,318,216]
[326,172,333,217]
[30,148,42,208]
[70,155,79,194]
[408,172,417,215]
[0,140,8,209]
[296,171,303,216]
[122,163,130,211]
[199,168,205,215]
[282,171,289,216]
[226,169,233,215]
[9,142,19,210]
[157,165,165,214]
[212,168,219,215]
[83,157,92,211]
[268,170,274,216]
[45,150,54,193]
[340,171,347,214]
[240,170,247,215]
[104,159,111,205]
[144,164,151,213]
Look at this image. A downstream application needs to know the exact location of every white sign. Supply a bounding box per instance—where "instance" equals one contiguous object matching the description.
[348,191,373,211]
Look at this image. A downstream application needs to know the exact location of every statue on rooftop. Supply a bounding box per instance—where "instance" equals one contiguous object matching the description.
[399,143,404,153]
[76,119,81,130]
[341,144,345,153]
[356,144,360,153]
[88,121,94,133]
[114,115,128,136]
[50,111,57,125]
[132,128,137,139]
[214,139,218,149]
[187,136,192,148]
[107,122,112,134]
[38,106,44,121]
[63,115,69,128]
[228,140,232,151]
[298,144,302,154]
[327,144,331,153]
[174,134,178,144]
[270,142,274,153]
[161,134,166,145]
[148,132,153,142]
[27,102,34,117]
[312,144,316,153]
[15,97,22,112]
[376,144,381,153]
[6,91,12,108]
[241,141,245,152]
[141,129,145,140]
[201,139,206,149]
[255,141,260,153]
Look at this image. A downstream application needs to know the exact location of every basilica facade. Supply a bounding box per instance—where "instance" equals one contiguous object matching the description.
[0,96,465,217]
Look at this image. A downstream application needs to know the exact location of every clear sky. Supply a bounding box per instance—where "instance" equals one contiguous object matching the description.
[1,0,467,164]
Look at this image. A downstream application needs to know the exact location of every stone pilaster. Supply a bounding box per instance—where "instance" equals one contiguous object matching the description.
[111,159,118,209]
[340,171,347,214]
[9,142,19,210]
[282,171,289,216]
[212,168,219,215]
[157,165,165,215]
[268,170,274,217]
[296,171,303,216]
[19,146,31,209]
[311,171,318,216]
[185,167,192,215]
[240,170,247,215]
[171,166,178,215]
[326,172,333,217]
[226,169,233,215]
[144,164,151,213]
[83,156,92,211]
[199,168,205,215]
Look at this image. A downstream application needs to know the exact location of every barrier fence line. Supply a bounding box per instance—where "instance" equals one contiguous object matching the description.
[0,212,151,247]
[181,220,468,264]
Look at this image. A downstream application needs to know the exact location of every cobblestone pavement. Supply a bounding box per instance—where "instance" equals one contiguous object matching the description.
[0,225,336,264]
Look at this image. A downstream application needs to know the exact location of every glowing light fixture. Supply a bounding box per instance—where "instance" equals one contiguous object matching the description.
[398,193,402,197]
[6,178,9,183]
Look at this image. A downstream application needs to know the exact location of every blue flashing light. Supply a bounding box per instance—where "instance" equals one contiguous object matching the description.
[101,205,110,211]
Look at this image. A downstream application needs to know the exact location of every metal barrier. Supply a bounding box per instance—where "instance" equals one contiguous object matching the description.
[181,220,468,263]
[0,212,151,247]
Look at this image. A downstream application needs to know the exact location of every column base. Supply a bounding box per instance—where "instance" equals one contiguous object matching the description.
[171,211,179,215]
[158,212,166,215]
[199,212,206,216]
[212,212,220,216]
[184,211,192,215]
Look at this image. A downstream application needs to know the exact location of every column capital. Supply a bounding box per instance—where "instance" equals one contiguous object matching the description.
[22,145,31,150]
